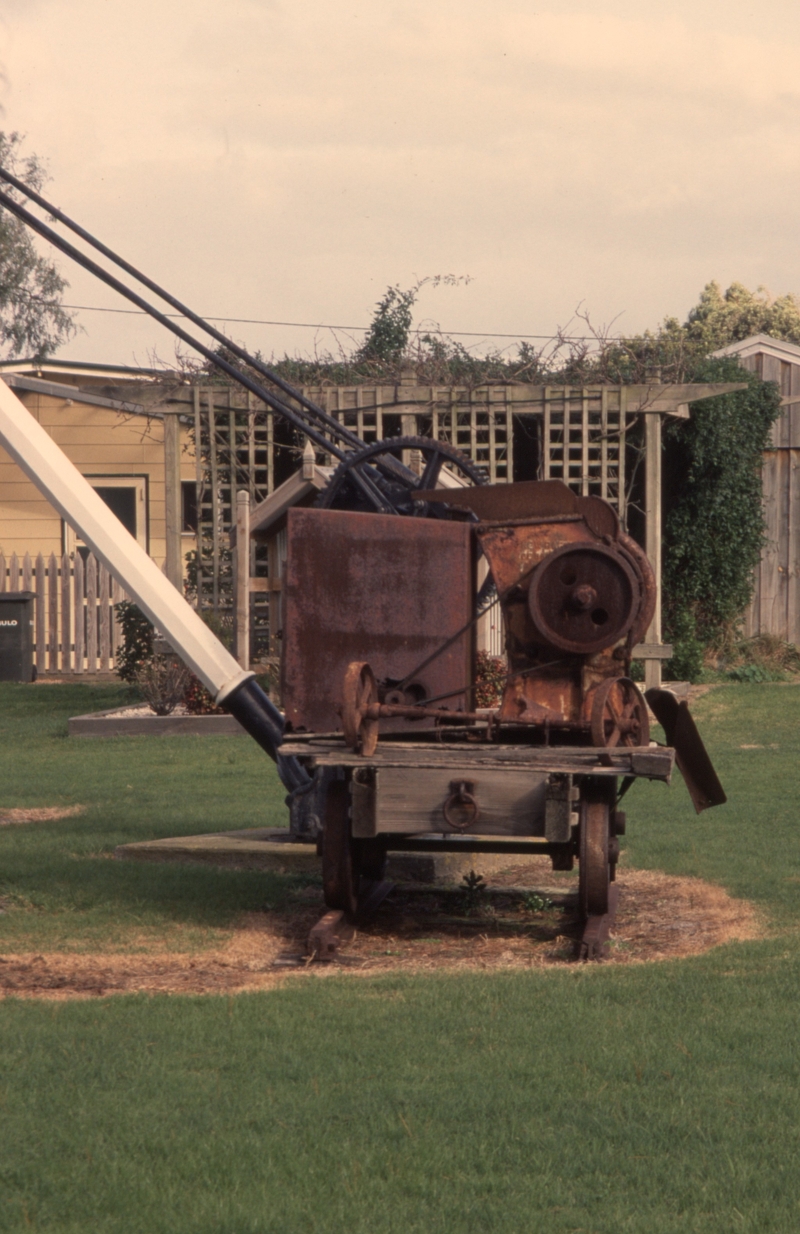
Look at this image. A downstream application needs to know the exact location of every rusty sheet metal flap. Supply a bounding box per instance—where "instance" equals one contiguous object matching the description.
[645,689,727,812]
[282,508,474,734]
[417,479,619,539]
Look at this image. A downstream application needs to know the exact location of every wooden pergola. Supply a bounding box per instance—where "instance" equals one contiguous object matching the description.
[161,378,745,685]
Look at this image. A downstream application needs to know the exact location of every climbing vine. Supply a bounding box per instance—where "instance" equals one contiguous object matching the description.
[661,358,782,679]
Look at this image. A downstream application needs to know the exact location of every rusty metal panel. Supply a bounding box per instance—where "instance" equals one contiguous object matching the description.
[282,508,474,734]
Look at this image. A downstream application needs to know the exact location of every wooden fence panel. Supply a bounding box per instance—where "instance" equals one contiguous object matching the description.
[0,551,128,676]
[99,564,110,669]
[35,554,46,673]
[73,553,84,674]
[85,555,97,673]
[48,552,58,672]
[746,448,800,644]
[61,554,71,673]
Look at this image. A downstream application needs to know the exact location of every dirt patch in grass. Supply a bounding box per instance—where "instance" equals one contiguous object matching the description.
[0,805,86,826]
[0,864,762,999]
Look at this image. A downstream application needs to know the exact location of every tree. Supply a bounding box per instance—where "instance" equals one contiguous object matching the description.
[0,132,75,360]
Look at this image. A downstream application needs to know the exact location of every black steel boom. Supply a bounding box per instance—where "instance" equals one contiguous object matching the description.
[0,170,425,513]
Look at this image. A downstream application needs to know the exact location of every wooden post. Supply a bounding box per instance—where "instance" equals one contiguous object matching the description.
[234,489,250,670]
[163,409,183,591]
[644,411,662,690]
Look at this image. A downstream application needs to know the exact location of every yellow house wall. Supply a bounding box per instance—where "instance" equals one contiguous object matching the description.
[0,390,196,565]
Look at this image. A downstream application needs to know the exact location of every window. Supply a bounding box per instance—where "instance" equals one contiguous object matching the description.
[181,481,198,533]
[63,475,148,556]
[93,487,137,537]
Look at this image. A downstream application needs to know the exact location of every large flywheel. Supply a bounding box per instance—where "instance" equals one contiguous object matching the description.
[316,435,486,515]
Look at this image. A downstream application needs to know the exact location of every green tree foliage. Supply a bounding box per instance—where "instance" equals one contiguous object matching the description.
[0,132,75,360]
[356,283,418,362]
[564,282,800,387]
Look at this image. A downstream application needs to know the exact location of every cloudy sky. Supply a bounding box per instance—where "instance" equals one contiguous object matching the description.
[1,0,799,367]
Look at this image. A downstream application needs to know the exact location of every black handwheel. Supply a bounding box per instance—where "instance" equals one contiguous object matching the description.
[316,435,486,515]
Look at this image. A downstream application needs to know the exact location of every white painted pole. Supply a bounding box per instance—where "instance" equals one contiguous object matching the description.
[0,379,252,703]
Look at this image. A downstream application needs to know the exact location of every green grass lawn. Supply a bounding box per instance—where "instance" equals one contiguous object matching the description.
[0,681,799,1233]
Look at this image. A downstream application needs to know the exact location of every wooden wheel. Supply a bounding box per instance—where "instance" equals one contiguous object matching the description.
[340,661,380,757]
[590,677,650,749]
[322,780,359,918]
[579,795,611,918]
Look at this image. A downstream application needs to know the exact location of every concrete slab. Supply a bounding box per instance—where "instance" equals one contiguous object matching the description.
[115,827,550,883]
[115,829,317,873]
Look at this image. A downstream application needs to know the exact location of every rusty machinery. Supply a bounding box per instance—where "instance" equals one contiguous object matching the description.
[277,479,725,956]
[0,168,727,958]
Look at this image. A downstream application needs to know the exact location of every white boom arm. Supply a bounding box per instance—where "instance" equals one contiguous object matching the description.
[0,378,251,704]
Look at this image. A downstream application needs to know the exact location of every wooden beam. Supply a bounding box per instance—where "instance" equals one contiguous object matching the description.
[631,643,673,659]
[234,490,250,670]
[644,410,663,691]
[163,410,182,591]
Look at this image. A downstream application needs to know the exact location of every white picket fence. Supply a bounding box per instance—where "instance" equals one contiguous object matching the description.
[0,551,128,675]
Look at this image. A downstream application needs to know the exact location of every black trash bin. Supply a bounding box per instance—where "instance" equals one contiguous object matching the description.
[0,592,36,681]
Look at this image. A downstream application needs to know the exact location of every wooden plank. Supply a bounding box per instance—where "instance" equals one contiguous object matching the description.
[600,387,608,500]
[790,451,800,642]
[279,738,675,781]
[163,411,183,590]
[644,410,662,689]
[208,391,219,614]
[488,388,497,483]
[371,766,547,836]
[775,449,790,639]
[86,554,97,673]
[193,385,204,608]
[9,552,19,593]
[48,552,58,672]
[99,563,110,669]
[542,387,551,478]
[375,384,384,442]
[35,553,46,674]
[234,489,250,669]
[504,388,513,482]
[61,554,72,672]
[73,553,84,674]
[631,643,674,659]
[581,388,589,495]
[22,551,32,592]
[759,452,780,636]
[618,388,627,519]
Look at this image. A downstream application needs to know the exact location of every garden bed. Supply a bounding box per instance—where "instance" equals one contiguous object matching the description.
[68,703,246,738]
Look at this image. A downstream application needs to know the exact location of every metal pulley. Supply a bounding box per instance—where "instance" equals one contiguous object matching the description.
[527,542,640,654]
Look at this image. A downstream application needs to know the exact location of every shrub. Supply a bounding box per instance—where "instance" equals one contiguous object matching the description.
[133,655,191,715]
[114,601,154,683]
